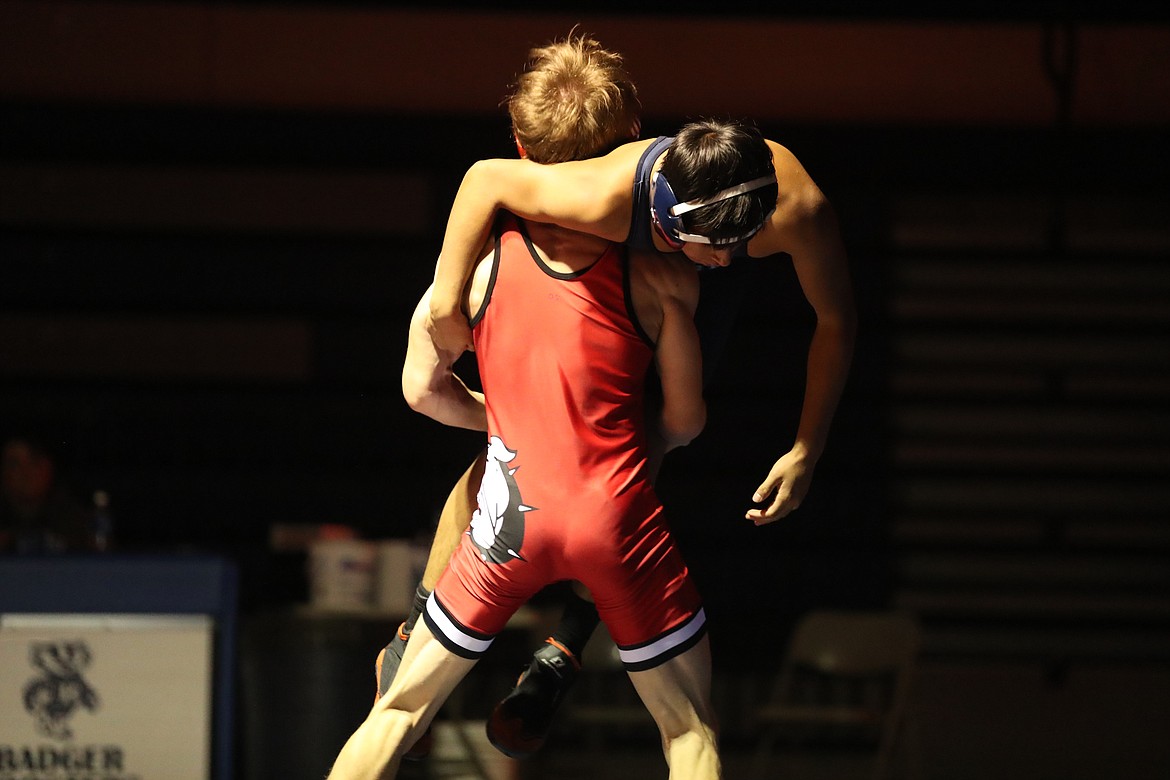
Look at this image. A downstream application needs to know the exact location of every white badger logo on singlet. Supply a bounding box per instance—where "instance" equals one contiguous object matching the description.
[469,436,535,564]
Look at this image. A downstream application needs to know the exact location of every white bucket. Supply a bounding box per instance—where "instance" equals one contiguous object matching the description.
[308,539,376,610]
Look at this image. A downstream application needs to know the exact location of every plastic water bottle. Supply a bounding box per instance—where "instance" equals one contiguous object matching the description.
[91,489,113,552]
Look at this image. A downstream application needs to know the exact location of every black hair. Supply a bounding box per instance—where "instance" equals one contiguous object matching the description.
[660,119,777,240]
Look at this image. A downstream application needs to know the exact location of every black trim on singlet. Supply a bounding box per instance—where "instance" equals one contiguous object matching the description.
[480,214,653,350]
[619,613,709,673]
[622,252,656,350]
[519,219,603,281]
[423,593,497,660]
[467,215,503,328]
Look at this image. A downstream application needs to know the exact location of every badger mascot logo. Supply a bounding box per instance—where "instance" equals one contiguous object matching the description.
[469,436,535,564]
[23,641,100,740]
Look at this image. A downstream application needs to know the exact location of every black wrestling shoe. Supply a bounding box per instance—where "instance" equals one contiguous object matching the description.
[486,639,581,758]
[375,623,432,761]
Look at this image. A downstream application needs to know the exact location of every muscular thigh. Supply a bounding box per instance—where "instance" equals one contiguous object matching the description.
[626,634,715,733]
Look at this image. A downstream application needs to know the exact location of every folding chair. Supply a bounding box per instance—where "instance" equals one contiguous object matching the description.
[749,610,921,780]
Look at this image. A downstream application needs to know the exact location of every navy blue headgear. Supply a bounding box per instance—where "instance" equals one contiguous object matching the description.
[650,171,776,248]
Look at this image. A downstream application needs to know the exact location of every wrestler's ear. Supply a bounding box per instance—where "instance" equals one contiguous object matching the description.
[629,117,642,141]
[513,132,527,159]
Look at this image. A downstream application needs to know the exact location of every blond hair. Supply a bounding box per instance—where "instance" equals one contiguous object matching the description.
[506,33,640,164]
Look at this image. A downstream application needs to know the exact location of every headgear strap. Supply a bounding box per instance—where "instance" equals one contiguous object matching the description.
[668,175,776,217]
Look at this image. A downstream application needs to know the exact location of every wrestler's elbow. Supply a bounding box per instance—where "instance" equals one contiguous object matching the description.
[659,402,706,450]
[460,159,509,207]
[402,383,433,418]
[402,365,440,419]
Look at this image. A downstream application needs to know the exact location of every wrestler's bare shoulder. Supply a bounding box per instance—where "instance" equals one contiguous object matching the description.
[766,139,829,219]
[594,138,660,184]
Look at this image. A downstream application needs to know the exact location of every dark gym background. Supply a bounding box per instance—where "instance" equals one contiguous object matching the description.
[3,2,1168,778]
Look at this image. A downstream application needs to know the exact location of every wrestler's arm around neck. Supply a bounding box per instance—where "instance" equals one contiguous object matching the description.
[428,141,651,353]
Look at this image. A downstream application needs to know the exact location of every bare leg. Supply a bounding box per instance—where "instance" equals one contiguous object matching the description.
[332,621,476,780]
[376,453,484,699]
[421,451,485,591]
[626,635,721,780]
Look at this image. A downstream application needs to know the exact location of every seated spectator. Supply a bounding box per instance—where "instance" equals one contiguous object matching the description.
[0,434,90,554]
